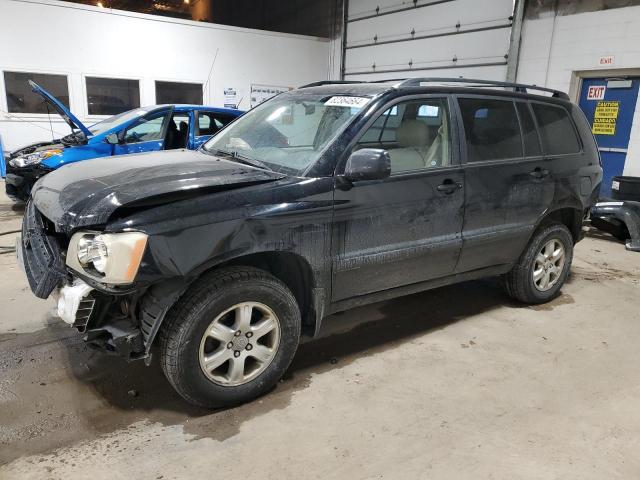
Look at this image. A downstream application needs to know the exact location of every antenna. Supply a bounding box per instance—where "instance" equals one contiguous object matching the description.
[203,47,220,99]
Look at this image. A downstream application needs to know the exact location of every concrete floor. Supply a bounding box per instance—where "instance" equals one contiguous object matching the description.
[1,183,639,479]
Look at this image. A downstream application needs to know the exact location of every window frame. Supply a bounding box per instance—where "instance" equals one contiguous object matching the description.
[454,94,526,166]
[154,79,204,106]
[82,74,143,120]
[1,68,72,119]
[336,93,461,178]
[528,100,584,158]
[514,100,544,159]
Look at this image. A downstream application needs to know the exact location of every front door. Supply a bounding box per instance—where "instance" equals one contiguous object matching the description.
[113,108,172,155]
[331,96,464,302]
[578,77,640,197]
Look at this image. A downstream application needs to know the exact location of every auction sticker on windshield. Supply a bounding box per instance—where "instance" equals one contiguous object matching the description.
[325,96,370,108]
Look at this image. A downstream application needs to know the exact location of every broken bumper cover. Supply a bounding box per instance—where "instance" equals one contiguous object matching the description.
[591,200,640,252]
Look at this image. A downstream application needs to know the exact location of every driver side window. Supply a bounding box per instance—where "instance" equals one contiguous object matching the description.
[124,111,169,144]
[356,98,451,173]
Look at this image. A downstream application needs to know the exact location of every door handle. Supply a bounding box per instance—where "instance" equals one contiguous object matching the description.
[436,180,463,194]
[529,167,550,179]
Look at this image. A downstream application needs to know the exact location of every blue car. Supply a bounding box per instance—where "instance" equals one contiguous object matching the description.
[4,81,243,201]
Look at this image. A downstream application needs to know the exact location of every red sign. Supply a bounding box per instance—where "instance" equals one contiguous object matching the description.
[599,55,615,66]
[587,85,606,100]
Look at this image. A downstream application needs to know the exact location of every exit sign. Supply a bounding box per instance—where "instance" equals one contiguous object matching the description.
[587,85,606,100]
[599,55,615,66]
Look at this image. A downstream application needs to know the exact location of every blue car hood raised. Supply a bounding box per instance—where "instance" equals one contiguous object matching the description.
[31,150,285,233]
[29,80,92,137]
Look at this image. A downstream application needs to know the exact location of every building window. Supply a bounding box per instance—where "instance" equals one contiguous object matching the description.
[4,71,69,114]
[155,81,203,105]
[86,77,140,116]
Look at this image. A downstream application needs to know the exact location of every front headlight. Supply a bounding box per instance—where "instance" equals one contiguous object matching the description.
[67,231,148,284]
[9,149,63,168]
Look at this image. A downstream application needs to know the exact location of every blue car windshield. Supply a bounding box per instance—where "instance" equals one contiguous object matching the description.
[203,92,371,175]
[88,108,150,136]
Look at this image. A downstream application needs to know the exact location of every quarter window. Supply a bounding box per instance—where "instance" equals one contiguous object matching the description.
[531,103,580,155]
[4,71,69,114]
[357,98,451,173]
[86,77,140,116]
[155,81,203,105]
[458,98,523,162]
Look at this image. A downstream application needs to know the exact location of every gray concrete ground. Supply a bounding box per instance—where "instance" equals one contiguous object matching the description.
[0,181,639,479]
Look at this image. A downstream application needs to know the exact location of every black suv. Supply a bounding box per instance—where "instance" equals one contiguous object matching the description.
[18,78,602,407]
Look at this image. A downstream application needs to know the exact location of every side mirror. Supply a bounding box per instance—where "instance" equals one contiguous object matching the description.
[344,148,390,182]
[104,133,120,145]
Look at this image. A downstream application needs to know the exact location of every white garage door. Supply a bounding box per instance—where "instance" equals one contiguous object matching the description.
[343,0,514,81]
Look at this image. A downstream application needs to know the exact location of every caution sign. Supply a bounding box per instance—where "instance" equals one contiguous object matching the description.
[592,101,619,135]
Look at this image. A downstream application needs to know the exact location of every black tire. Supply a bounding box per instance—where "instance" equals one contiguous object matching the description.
[159,266,301,408]
[502,223,574,304]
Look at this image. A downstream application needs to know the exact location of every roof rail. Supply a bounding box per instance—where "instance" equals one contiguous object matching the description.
[392,77,570,99]
[299,80,363,89]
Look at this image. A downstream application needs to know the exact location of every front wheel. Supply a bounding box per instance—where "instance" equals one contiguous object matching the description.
[503,223,574,304]
[159,267,301,408]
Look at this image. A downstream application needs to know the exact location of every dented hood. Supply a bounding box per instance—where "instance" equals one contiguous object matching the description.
[31,149,285,232]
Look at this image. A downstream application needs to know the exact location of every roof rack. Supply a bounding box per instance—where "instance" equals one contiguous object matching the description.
[390,77,570,99]
[299,80,363,89]
[298,77,569,100]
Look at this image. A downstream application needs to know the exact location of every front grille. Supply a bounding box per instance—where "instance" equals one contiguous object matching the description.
[73,295,96,332]
[21,201,67,299]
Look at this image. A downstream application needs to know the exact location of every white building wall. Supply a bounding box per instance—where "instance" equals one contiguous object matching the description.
[0,0,331,150]
[517,5,640,177]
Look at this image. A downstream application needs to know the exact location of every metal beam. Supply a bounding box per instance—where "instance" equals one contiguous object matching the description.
[506,0,525,82]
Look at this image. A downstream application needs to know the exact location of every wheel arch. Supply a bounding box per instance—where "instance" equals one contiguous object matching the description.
[535,206,585,243]
[140,250,322,354]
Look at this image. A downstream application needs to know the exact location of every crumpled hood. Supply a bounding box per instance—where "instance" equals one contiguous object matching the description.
[31,149,284,233]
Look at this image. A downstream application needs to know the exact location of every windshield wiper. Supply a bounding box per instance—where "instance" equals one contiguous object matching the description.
[207,148,273,171]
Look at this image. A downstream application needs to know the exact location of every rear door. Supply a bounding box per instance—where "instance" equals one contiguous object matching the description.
[455,96,556,272]
[113,108,173,155]
[331,95,465,301]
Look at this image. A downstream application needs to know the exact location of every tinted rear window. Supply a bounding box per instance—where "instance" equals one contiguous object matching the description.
[531,103,580,155]
[458,98,522,162]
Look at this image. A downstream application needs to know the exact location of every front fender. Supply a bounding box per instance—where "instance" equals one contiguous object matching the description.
[591,201,640,251]
[41,143,112,168]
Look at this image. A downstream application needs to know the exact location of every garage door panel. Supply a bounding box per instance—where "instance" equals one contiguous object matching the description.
[344,65,508,82]
[347,0,512,47]
[344,28,511,75]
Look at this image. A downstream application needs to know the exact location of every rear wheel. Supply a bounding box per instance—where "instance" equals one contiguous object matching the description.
[503,223,573,304]
[159,267,301,408]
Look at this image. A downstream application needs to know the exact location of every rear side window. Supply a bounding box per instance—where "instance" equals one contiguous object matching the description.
[458,98,522,162]
[531,103,580,155]
[516,102,541,157]
[197,112,235,136]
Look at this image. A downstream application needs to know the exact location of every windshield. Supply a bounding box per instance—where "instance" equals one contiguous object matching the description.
[88,108,150,136]
[203,92,371,174]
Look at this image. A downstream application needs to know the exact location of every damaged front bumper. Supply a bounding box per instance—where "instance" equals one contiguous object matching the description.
[51,278,147,361]
[5,165,50,202]
[591,200,640,252]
